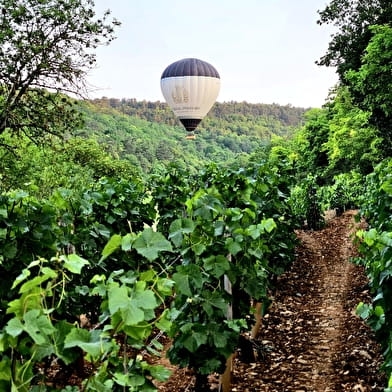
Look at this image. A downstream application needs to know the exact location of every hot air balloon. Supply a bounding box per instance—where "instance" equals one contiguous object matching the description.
[160,58,220,138]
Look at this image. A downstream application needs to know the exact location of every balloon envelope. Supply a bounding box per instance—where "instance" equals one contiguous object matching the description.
[160,58,220,132]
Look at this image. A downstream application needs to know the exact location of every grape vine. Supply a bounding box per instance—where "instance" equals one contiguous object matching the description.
[0,160,298,391]
[355,158,392,389]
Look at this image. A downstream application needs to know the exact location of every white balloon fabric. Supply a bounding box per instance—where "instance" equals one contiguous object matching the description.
[160,58,220,132]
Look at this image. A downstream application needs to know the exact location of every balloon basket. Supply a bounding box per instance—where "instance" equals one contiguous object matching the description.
[185,134,196,140]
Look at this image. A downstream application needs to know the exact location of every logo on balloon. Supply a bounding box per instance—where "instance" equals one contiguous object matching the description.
[172,85,189,104]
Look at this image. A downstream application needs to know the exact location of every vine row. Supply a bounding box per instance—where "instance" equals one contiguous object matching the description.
[0,160,298,391]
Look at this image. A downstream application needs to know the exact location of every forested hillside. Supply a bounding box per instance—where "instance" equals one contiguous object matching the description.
[0,97,306,195]
[90,97,305,129]
[77,98,306,172]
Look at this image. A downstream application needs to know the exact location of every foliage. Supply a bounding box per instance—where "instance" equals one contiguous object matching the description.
[148,160,298,375]
[0,91,83,149]
[293,88,383,184]
[0,0,120,147]
[347,25,392,116]
[0,135,140,196]
[318,171,364,214]
[289,175,325,230]
[0,246,173,391]
[355,158,392,380]
[80,99,305,173]
[317,0,392,82]
[267,134,300,167]
[294,108,330,181]
[79,101,245,172]
[92,97,306,130]
[322,86,382,178]
[0,158,298,388]
[0,191,62,321]
[3,0,392,386]
[359,159,392,232]
[0,94,306,192]
[346,25,392,154]
[0,177,155,324]
[0,186,175,390]
[317,1,392,158]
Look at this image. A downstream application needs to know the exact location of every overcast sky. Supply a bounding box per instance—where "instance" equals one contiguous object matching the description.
[87,0,338,108]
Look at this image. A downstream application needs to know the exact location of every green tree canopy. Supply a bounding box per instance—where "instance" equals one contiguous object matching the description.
[317,0,391,82]
[296,108,330,181]
[0,0,120,148]
[346,25,392,153]
[323,87,382,177]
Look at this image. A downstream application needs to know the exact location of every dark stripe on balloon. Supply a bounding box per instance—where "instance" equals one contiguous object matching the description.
[179,118,202,132]
[161,58,220,79]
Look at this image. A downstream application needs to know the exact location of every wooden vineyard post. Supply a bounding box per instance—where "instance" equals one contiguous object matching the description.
[220,272,233,392]
[251,301,263,339]
[220,354,234,392]
[219,256,264,391]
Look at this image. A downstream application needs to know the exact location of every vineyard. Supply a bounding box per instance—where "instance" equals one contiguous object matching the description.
[0,158,391,391]
[0,161,297,391]
[160,210,387,391]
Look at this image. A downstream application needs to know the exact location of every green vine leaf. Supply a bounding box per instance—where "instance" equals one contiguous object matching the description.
[5,318,24,337]
[7,310,53,350]
[191,243,206,256]
[146,363,171,382]
[169,218,195,247]
[121,233,135,251]
[60,254,89,274]
[64,328,110,359]
[0,356,12,381]
[123,322,152,341]
[0,227,7,239]
[108,285,151,325]
[183,330,208,352]
[133,228,173,261]
[213,220,225,236]
[172,272,192,297]
[203,255,230,278]
[156,278,175,297]
[261,218,277,233]
[100,234,122,262]
[18,271,56,294]
[108,285,129,314]
[134,290,158,310]
[11,268,31,290]
[122,303,145,326]
[225,237,242,255]
[113,372,145,388]
[201,291,228,317]
[22,310,56,345]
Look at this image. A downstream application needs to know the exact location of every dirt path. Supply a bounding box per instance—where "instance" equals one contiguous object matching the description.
[159,211,386,391]
[230,210,386,391]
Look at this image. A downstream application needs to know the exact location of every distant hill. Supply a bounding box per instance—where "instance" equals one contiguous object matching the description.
[77,98,307,172]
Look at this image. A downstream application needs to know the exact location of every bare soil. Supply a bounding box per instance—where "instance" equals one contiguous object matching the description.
[158,210,387,391]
